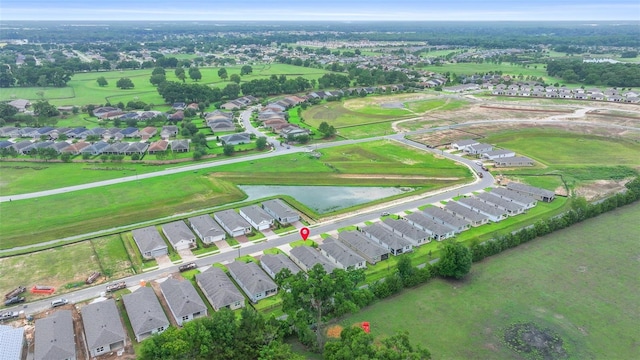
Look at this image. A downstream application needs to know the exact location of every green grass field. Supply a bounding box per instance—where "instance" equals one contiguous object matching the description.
[419,62,565,84]
[340,202,640,360]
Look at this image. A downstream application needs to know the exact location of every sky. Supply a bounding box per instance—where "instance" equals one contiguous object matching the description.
[1,0,639,21]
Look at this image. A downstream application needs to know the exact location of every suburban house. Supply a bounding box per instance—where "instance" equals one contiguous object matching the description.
[122,287,169,342]
[213,210,252,237]
[208,118,236,132]
[161,221,197,251]
[226,261,278,303]
[35,310,75,360]
[490,187,537,209]
[381,218,430,246]
[123,142,148,155]
[476,192,526,215]
[482,149,516,160]
[507,183,556,202]
[160,125,179,139]
[196,267,245,311]
[82,299,126,357]
[337,231,389,264]
[239,205,274,231]
[159,278,208,326]
[260,253,302,279]
[450,139,480,151]
[494,156,535,167]
[120,127,139,138]
[131,226,168,259]
[422,206,471,233]
[262,199,300,225]
[139,126,157,139]
[319,236,366,270]
[188,214,226,244]
[8,99,30,112]
[148,140,169,154]
[404,213,455,241]
[219,133,251,145]
[61,141,90,155]
[465,143,493,155]
[170,139,189,152]
[444,201,490,226]
[289,246,337,273]
[457,197,508,222]
[360,223,414,255]
[81,141,110,156]
[0,325,24,360]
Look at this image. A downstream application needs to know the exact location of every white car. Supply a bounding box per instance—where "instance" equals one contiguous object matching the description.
[51,298,68,308]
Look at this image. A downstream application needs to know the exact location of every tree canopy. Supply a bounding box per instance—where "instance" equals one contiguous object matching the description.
[436,240,472,279]
[324,327,431,360]
[116,77,134,89]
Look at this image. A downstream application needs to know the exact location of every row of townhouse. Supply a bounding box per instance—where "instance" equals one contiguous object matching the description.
[450,139,536,167]
[0,125,181,141]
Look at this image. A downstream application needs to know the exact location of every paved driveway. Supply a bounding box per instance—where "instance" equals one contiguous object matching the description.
[155,255,173,269]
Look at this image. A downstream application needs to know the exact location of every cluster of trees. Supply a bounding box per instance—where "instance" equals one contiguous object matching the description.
[546,60,640,87]
[318,121,337,139]
[347,67,410,87]
[240,76,313,97]
[157,81,222,104]
[317,73,351,89]
[0,64,72,87]
[470,177,640,263]
[324,327,430,360]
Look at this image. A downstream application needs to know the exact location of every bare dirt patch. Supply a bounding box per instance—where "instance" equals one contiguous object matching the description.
[574,179,629,201]
[504,322,568,360]
[344,93,435,110]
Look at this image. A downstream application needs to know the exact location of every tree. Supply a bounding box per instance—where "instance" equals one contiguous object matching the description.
[240,65,253,75]
[318,121,337,138]
[222,83,241,99]
[230,74,241,84]
[324,327,431,360]
[218,67,228,80]
[188,67,202,82]
[0,102,18,119]
[152,67,166,76]
[175,68,186,83]
[32,100,59,118]
[96,76,108,87]
[116,77,134,89]
[437,240,472,279]
[149,74,166,86]
[223,144,235,156]
[60,152,72,163]
[256,136,268,151]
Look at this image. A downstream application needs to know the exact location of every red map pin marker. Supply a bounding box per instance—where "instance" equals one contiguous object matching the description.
[300,227,310,241]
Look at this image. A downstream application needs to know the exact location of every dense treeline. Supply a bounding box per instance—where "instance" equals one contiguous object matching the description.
[240,76,313,97]
[470,177,640,262]
[546,60,640,87]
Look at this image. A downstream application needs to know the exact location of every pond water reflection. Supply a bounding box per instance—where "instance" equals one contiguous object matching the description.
[238,185,413,214]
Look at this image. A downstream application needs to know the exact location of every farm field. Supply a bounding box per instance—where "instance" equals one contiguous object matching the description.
[0,174,244,249]
[340,202,640,360]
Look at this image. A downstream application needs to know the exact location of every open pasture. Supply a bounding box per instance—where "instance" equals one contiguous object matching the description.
[342,202,640,360]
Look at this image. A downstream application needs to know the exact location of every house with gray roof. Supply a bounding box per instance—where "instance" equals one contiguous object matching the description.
[482,149,516,160]
[476,192,526,215]
[82,299,126,357]
[381,218,430,246]
[226,261,278,303]
[337,231,389,264]
[122,287,169,342]
[159,278,207,326]
[404,213,455,241]
[220,133,251,146]
[422,206,471,233]
[170,139,189,152]
[239,205,274,231]
[124,142,148,155]
[262,199,300,225]
[494,156,534,167]
[0,324,24,360]
[101,142,129,155]
[131,226,168,259]
[289,246,337,273]
[161,125,179,139]
[444,201,490,226]
[188,215,225,244]
[260,253,301,279]
[7,99,30,112]
[213,210,251,237]
[195,267,244,311]
[0,126,19,137]
[360,223,413,255]
[457,197,508,222]
[161,221,196,251]
[507,183,555,202]
[319,237,366,270]
[490,187,537,209]
[466,143,493,156]
[35,310,75,360]
[450,139,479,151]
[80,141,109,155]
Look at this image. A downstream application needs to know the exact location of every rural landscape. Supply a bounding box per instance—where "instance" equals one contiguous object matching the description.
[0,14,639,360]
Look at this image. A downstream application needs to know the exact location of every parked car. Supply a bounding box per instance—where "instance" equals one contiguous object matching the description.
[4,296,25,306]
[380,212,390,217]
[51,298,68,308]
[178,262,197,272]
[0,311,19,321]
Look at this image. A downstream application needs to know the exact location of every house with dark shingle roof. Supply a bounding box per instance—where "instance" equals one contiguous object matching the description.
[34,310,75,360]
[124,142,148,155]
[319,237,366,270]
[490,187,537,209]
[443,201,490,226]
[289,246,337,273]
[170,139,189,152]
[196,267,245,311]
[0,324,24,360]
[507,183,555,202]
[260,253,301,279]
[239,205,274,231]
[122,286,169,342]
[360,223,414,255]
[82,299,126,357]
[80,141,109,155]
[476,192,526,215]
[381,218,430,246]
[226,261,278,303]
[188,215,225,244]
[422,207,471,233]
[161,221,196,251]
[457,197,508,222]
[337,231,389,265]
[404,213,455,240]
[214,210,251,237]
[160,278,207,326]
[220,133,250,146]
[131,226,168,259]
[262,199,300,225]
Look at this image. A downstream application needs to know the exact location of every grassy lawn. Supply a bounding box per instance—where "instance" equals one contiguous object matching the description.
[91,235,136,278]
[340,202,640,360]
[418,62,564,84]
[302,100,412,129]
[0,175,245,249]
